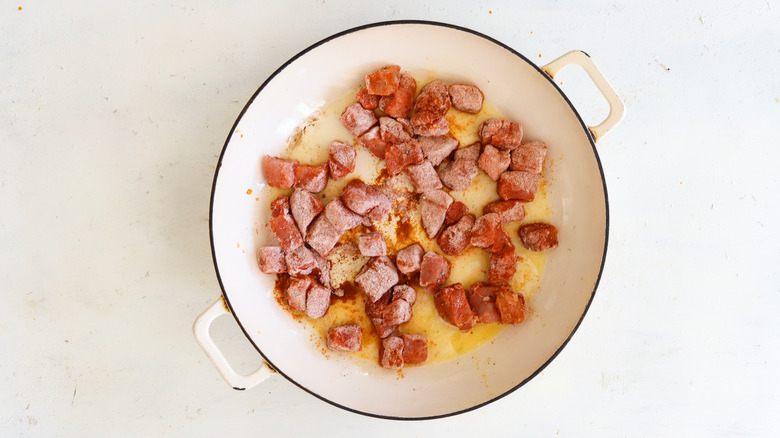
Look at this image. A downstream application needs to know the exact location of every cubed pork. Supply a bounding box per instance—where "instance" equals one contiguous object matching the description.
[365,65,401,96]
[379,116,413,144]
[404,161,442,193]
[448,84,483,114]
[497,171,541,202]
[420,189,453,238]
[438,214,475,256]
[395,243,424,274]
[379,336,405,369]
[264,156,298,189]
[270,195,290,219]
[466,282,502,324]
[413,79,451,116]
[454,143,481,162]
[311,250,331,288]
[489,247,517,283]
[290,188,324,236]
[328,141,357,180]
[356,87,380,110]
[381,299,412,326]
[365,291,397,338]
[434,283,477,332]
[354,256,400,303]
[410,110,449,136]
[444,201,469,226]
[305,282,331,319]
[392,284,416,306]
[285,245,317,276]
[419,251,450,289]
[341,179,391,216]
[357,126,389,159]
[438,158,478,191]
[340,103,378,137]
[256,246,287,274]
[401,334,428,364]
[326,324,363,352]
[477,144,511,181]
[357,231,387,257]
[518,223,559,252]
[293,163,328,193]
[495,290,527,324]
[379,73,417,118]
[510,141,547,173]
[418,135,459,167]
[270,213,304,252]
[478,118,524,150]
[483,200,525,223]
[306,215,342,257]
[324,198,363,231]
[470,213,511,252]
[286,276,311,312]
[385,140,424,175]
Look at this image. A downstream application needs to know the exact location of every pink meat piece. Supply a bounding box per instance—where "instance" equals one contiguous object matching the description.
[419,251,450,290]
[324,198,363,231]
[410,111,450,137]
[284,245,317,277]
[470,213,512,252]
[448,84,483,114]
[340,103,378,137]
[497,171,541,202]
[519,223,559,252]
[379,336,405,369]
[357,125,389,159]
[420,189,453,238]
[392,284,416,306]
[478,118,524,151]
[365,65,401,96]
[395,244,424,274]
[286,276,311,312]
[305,282,331,319]
[385,139,424,176]
[311,250,331,288]
[264,156,298,189]
[357,231,387,257]
[510,141,548,173]
[454,143,481,162]
[326,324,363,352]
[290,188,324,236]
[444,201,469,227]
[366,187,392,223]
[306,215,342,257]
[270,213,303,253]
[379,116,413,144]
[270,195,289,219]
[365,291,397,338]
[328,141,356,180]
[414,80,451,116]
[434,283,477,332]
[354,256,400,303]
[489,246,517,283]
[478,144,511,181]
[418,135,458,167]
[379,73,416,119]
[381,299,412,326]
[356,87,380,110]
[467,282,503,324]
[256,246,287,274]
[483,200,525,223]
[438,157,478,191]
[437,213,475,256]
[293,163,328,193]
[404,161,442,193]
[495,290,527,324]
[401,334,428,364]
[341,179,390,216]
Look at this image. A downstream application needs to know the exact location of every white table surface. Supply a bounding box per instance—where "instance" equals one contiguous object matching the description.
[2,1,778,436]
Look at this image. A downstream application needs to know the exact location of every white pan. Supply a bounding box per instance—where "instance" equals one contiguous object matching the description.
[194,21,624,420]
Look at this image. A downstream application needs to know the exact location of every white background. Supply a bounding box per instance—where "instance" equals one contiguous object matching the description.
[2,1,778,436]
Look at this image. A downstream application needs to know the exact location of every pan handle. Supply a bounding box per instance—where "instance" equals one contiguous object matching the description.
[193,298,273,390]
[542,50,625,142]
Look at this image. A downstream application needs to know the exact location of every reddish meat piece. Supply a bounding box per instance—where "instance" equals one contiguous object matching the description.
[448,84,483,114]
[379,116,413,144]
[328,141,356,180]
[478,144,511,181]
[395,244,424,274]
[357,126,388,159]
[495,290,527,324]
[483,200,525,223]
[324,198,362,231]
[366,187,392,223]
[290,188,324,236]
[312,250,331,288]
[264,156,298,189]
[467,282,503,324]
[392,284,416,306]
[418,135,459,167]
[419,251,450,289]
[379,336,405,369]
[270,213,304,252]
[256,246,287,274]
[510,141,548,173]
[438,214,475,256]
[497,171,541,202]
[365,291,397,338]
[401,334,428,364]
[379,73,417,118]
[420,190,453,238]
[438,157,478,191]
[357,231,387,257]
[404,161,442,193]
[444,201,469,227]
[355,256,400,303]
[489,247,517,283]
[414,80,451,116]
[293,163,328,193]
[470,213,511,252]
[306,215,342,257]
[305,282,331,319]
[478,118,524,150]
[340,103,378,137]
[356,87,380,110]
[326,324,363,352]
[454,143,481,162]
[381,299,412,326]
[286,276,311,312]
[365,65,401,96]
[285,245,317,276]
[270,195,289,219]
[385,140,424,176]
[519,223,559,252]
[341,179,390,216]
[410,111,449,137]
[434,283,477,332]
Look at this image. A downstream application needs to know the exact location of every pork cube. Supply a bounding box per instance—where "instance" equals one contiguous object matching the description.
[478,118,524,150]
[467,282,503,324]
[495,290,527,324]
[290,188,324,236]
[356,87,380,110]
[286,276,312,312]
[434,283,477,332]
[470,213,511,252]
[357,231,387,257]
[357,125,388,159]
[418,135,459,167]
[285,245,317,277]
[385,139,424,176]
[293,163,328,193]
[448,84,483,114]
[340,103,377,137]
[341,179,389,216]
[444,201,470,226]
[264,156,298,189]
[256,246,287,274]
[437,214,475,256]
[379,336,405,369]
[420,189,453,238]
[395,243,424,274]
[326,324,363,352]
[478,144,511,181]
[305,282,331,319]
[455,143,481,162]
[483,200,525,223]
[355,256,399,303]
[312,250,331,288]
[328,141,356,180]
[438,157,478,191]
[270,195,290,219]
[270,213,304,252]
[510,141,547,173]
[365,291,397,338]
[497,171,541,202]
[410,111,450,137]
[365,65,401,96]
[414,80,451,116]
[489,247,517,283]
[365,187,392,223]
[324,198,363,231]
[379,73,416,118]
[401,334,428,364]
[392,284,416,306]
[419,251,450,289]
[381,299,412,326]
[404,161,442,193]
[306,215,342,257]
[519,223,559,252]
[379,116,413,144]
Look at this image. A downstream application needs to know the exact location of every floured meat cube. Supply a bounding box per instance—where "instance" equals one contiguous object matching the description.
[379,73,416,118]
[270,195,290,219]
[444,201,469,227]
[438,144,480,191]
[483,200,525,223]
[365,291,397,338]
[311,250,331,288]
[270,212,303,253]
[454,143,481,162]
[478,144,511,181]
[379,336,404,369]
[495,290,527,324]
[290,188,324,236]
[327,324,363,352]
[448,84,483,114]
[510,141,547,173]
[434,283,477,332]
[357,231,387,257]
[356,87,380,110]
[357,126,389,159]
[306,215,342,257]
[286,276,312,312]
[341,179,391,217]
[365,65,401,96]
[497,171,541,202]
[411,80,451,136]
[519,223,559,252]
[438,214,475,256]
[305,282,331,319]
[419,251,450,289]
[489,246,517,283]
[470,213,511,252]
[285,245,317,277]
[385,139,424,175]
[379,116,413,144]
[381,299,412,326]
[324,198,363,231]
[404,161,442,193]
[401,334,428,364]
[478,118,524,151]
[392,284,416,306]
[411,110,449,137]
[293,163,328,193]
[340,103,377,137]
[354,256,399,302]
[395,243,424,274]
[418,135,458,166]
[328,141,356,180]
[256,246,287,274]
[420,189,453,239]
[467,282,503,324]
[264,156,298,189]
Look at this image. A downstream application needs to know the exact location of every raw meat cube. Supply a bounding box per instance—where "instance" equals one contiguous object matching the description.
[264,156,298,189]
[340,103,377,137]
[401,334,428,364]
[404,161,442,193]
[357,125,388,159]
[478,118,524,150]
[326,324,363,352]
[286,276,312,312]
[270,195,290,219]
[470,213,511,252]
[324,198,363,231]
[290,188,324,236]
[293,163,328,193]
[420,189,453,238]
[354,256,400,303]
[438,157,478,191]
[478,144,511,181]
[519,223,559,252]
[385,140,424,175]
[392,284,416,306]
[379,336,405,369]
[489,247,517,283]
[365,65,401,96]
[510,141,547,173]
[418,135,459,167]
[438,214,475,256]
[379,116,413,144]
[306,215,342,257]
[419,251,450,289]
[381,299,412,326]
[270,213,304,253]
[256,246,287,274]
[434,283,477,332]
[395,244,424,274]
[356,87,380,110]
[410,111,449,136]
[413,80,451,116]
[497,171,541,202]
[483,200,525,223]
[365,187,392,223]
[454,143,481,162]
[495,290,527,324]
[357,231,387,257]
[305,282,331,319]
[467,282,503,324]
[341,179,390,216]
[444,201,469,226]
[365,291,397,338]
[311,250,331,288]
[285,245,317,276]
[448,84,483,114]
[328,141,356,180]
[379,73,417,118]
